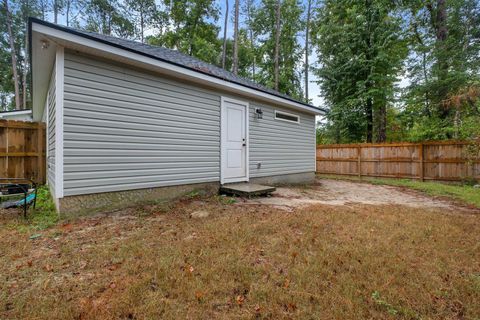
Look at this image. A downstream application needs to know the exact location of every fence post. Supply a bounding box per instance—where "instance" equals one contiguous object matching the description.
[419,143,424,181]
[357,145,362,179]
[5,121,8,178]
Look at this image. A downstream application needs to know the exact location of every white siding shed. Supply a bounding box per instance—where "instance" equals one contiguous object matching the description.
[30,18,325,213]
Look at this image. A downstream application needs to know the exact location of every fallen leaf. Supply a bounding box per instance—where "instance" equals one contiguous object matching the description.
[285,302,297,312]
[195,291,204,301]
[79,260,88,269]
[61,223,73,231]
[107,263,119,271]
[236,295,245,306]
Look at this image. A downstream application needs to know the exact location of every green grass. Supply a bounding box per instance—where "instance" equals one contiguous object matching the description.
[5,185,59,233]
[318,174,480,208]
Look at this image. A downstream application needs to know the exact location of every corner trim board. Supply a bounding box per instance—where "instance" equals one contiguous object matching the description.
[55,46,64,198]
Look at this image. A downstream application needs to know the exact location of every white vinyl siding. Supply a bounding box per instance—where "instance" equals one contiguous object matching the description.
[60,51,315,197]
[249,104,315,177]
[47,65,56,195]
[62,52,221,196]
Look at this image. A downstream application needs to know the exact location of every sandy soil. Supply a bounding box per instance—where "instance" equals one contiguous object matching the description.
[239,178,476,212]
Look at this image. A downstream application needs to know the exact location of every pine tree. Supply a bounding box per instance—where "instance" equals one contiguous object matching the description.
[304,0,312,102]
[126,0,157,43]
[221,0,228,69]
[3,0,21,110]
[313,0,406,142]
[148,0,220,65]
[232,0,239,74]
[84,0,134,38]
[252,0,303,98]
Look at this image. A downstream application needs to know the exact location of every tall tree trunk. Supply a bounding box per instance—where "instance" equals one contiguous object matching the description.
[377,104,387,142]
[188,13,200,56]
[436,0,449,118]
[274,0,281,91]
[246,0,255,78]
[4,0,21,110]
[21,0,30,109]
[53,0,58,23]
[366,97,373,143]
[222,0,228,69]
[41,0,46,20]
[364,0,373,142]
[304,0,311,101]
[140,12,144,43]
[453,109,460,139]
[66,0,70,26]
[427,0,449,118]
[232,0,239,75]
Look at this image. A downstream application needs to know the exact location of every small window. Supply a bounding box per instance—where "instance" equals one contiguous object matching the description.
[274,110,300,123]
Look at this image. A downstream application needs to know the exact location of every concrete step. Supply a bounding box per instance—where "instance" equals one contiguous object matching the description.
[220,183,276,197]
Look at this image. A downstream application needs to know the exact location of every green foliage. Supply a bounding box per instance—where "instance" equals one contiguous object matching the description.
[405,0,480,119]
[220,29,256,78]
[313,0,407,143]
[125,0,158,42]
[84,0,134,37]
[1,0,40,110]
[11,186,59,233]
[148,0,220,65]
[371,291,420,318]
[215,195,237,205]
[2,0,480,144]
[395,0,480,142]
[252,0,305,100]
[29,185,59,229]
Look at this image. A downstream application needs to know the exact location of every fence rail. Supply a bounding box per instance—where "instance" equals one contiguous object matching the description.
[0,120,46,184]
[316,141,480,181]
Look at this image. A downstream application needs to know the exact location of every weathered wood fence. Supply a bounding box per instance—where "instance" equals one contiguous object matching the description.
[0,120,46,184]
[316,141,480,181]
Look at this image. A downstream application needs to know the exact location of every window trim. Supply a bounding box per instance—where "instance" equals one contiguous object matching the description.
[274,110,300,124]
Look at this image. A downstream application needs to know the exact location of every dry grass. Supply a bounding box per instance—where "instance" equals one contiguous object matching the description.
[1,195,479,319]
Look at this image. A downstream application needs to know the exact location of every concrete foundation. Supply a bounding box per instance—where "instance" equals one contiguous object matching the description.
[56,172,315,216]
[249,172,315,186]
[57,182,219,216]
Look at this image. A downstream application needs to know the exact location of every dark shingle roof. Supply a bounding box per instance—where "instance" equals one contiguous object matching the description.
[30,18,324,113]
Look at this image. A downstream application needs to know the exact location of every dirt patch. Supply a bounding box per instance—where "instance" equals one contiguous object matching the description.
[239,178,478,212]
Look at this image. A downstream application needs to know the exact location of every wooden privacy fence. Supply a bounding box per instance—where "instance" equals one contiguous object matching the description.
[0,120,46,184]
[316,141,480,182]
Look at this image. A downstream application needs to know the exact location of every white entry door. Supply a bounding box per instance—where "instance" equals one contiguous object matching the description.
[221,97,249,184]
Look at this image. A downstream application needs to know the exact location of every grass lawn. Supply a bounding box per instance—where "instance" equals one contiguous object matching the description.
[318,174,480,209]
[1,191,479,319]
